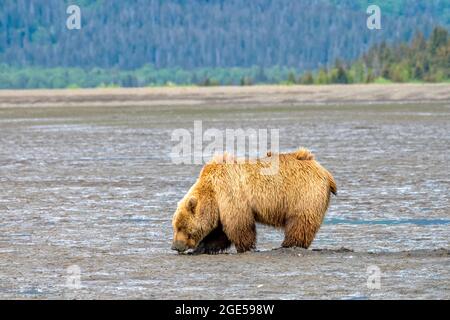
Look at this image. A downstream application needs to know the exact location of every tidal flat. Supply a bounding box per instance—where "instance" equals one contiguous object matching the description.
[0,85,449,299]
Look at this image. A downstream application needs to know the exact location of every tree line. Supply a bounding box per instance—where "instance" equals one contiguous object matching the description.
[296,26,450,84]
[1,0,448,70]
[0,26,448,89]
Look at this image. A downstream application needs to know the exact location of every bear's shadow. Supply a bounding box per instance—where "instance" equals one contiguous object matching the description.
[192,224,232,255]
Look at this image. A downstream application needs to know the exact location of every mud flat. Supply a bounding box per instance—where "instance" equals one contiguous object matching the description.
[0,246,448,299]
[0,85,449,299]
[0,83,449,108]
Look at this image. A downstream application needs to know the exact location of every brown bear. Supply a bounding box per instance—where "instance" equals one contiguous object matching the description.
[171,148,336,254]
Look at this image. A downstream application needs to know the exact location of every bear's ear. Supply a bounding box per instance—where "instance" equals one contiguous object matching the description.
[186,197,197,213]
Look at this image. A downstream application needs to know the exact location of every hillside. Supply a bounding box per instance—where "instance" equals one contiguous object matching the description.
[1,0,449,70]
[0,26,448,88]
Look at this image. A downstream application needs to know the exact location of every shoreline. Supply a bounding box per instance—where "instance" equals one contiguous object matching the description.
[1,83,449,108]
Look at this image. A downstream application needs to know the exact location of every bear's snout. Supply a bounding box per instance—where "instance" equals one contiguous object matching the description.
[171,240,188,252]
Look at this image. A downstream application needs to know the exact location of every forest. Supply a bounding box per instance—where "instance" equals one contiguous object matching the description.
[0,0,449,88]
[0,26,448,89]
[298,27,450,84]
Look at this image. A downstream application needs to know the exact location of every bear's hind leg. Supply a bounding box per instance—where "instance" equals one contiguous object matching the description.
[282,216,319,249]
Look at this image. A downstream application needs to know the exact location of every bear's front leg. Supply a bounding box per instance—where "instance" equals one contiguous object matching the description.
[222,220,257,253]
[193,225,232,255]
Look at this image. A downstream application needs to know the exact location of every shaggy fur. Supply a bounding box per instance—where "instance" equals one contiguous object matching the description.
[171,148,336,254]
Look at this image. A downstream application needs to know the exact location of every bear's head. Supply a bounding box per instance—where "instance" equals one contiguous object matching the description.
[171,186,219,253]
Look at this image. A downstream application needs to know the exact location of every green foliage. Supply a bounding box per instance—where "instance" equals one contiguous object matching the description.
[360,26,449,83]
[0,65,306,89]
[306,26,449,85]
[300,72,314,85]
[287,72,297,84]
[1,0,448,71]
[0,27,448,89]
[329,66,349,84]
[315,69,330,84]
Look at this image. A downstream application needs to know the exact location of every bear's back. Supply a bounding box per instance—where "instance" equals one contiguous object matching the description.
[203,155,333,213]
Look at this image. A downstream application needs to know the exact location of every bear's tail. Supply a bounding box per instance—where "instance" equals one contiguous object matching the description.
[294,148,336,195]
[327,172,337,196]
[294,148,315,160]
